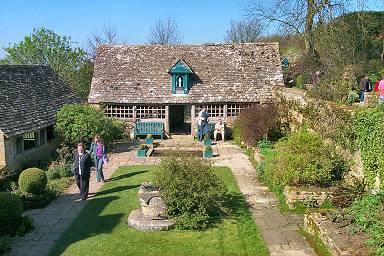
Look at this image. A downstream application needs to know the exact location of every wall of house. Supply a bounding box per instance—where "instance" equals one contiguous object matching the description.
[3,130,57,170]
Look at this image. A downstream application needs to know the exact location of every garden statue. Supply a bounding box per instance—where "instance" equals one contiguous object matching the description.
[127,182,174,231]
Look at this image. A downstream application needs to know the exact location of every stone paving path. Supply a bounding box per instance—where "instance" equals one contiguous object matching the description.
[214,142,316,256]
[8,137,316,256]
[7,142,159,256]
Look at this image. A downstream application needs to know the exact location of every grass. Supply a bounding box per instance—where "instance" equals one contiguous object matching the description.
[49,165,268,256]
[245,148,307,214]
[300,229,332,256]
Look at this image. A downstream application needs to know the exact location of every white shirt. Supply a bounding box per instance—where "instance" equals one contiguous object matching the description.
[78,152,84,176]
[197,109,206,126]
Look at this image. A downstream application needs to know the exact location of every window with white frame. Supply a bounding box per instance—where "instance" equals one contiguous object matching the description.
[105,105,134,119]
[136,106,166,119]
[227,104,252,117]
[195,105,224,118]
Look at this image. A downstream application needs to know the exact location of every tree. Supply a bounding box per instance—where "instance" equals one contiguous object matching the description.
[148,18,183,45]
[244,0,347,57]
[2,28,91,99]
[87,22,119,59]
[224,19,263,43]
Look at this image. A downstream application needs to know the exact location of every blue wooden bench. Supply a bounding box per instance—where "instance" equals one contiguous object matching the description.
[134,122,164,140]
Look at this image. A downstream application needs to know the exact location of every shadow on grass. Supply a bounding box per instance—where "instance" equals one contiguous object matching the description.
[107,170,148,182]
[49,195,122,256]
[208,192,252,228]
[88,184,140,198]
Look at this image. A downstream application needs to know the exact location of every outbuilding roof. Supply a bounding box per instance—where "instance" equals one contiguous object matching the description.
[88,43,284,105]
[0,65,81,137]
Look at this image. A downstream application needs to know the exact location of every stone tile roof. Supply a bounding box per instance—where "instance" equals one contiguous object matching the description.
[0,65,81,137]
[89,43,283,105]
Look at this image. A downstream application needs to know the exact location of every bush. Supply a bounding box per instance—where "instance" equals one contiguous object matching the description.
[263,129,346,187]
[354,106,384,190]
[234,104,278,146]
[155,156,227,229]
[347,193,384,255]
[0,192,23,236]
[0,236,10,255]
[46,168,60,180]
[18,168,47,195]
[55,104,124,145]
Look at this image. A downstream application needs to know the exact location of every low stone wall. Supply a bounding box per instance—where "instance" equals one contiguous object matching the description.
[304,210,364,256]
[284,185,335,208]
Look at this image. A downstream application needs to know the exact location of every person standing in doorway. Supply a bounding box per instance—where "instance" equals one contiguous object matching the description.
[359,75,369,103]
[89,134,108,183]
[197,106,209,141]
[72,143,92,201]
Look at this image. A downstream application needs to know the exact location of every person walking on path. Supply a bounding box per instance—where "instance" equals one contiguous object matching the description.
[89,134,108,182]
[377,79,384,104]
[359,75,369,103]
[72,143,93,201]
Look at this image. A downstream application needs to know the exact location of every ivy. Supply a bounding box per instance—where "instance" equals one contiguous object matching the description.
[354,106,384,190]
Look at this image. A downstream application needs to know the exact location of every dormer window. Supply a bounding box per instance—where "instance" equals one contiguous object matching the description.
[170,59,193,95]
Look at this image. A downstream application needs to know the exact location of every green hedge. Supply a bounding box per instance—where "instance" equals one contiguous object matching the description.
[262,129,346,187]
[155,156,227,229]
[18,168,47,195]
[0,192,23,236]
[354,106,384,190]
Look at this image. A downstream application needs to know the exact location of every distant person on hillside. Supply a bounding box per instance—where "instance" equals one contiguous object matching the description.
[374,79,380,92]
[377,79,384,104]
[359,75,369,103]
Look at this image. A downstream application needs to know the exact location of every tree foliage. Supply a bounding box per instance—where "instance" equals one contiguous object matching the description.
[224,19,263,43]
[55,104,124,146]
[1,28,91,99]
[148,18,183,45]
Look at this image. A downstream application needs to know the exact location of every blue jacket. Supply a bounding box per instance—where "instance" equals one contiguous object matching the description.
[89,143,107,160]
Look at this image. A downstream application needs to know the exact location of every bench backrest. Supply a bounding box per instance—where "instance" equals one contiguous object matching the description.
[135,122,164,134]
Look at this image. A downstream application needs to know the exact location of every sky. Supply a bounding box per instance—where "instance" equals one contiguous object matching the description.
[0,0,245,57]
[0,0,383,58]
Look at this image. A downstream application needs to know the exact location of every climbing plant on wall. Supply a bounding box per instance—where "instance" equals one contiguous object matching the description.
[354,106,384,190]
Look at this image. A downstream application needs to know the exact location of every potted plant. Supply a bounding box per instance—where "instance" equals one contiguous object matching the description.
[145,134,154,145]
[137,144,147,157]
[203,133,211,146]
[203,145,213,158]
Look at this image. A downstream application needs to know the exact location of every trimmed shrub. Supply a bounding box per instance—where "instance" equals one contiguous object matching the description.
[155,156,227,229]
[263,129,346,187]
[234,104,278,146]
[18,168,47,195]
[55,104,124,145]
[0,192,23,236]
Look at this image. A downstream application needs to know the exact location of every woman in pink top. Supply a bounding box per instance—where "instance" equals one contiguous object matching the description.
[377,79,384,104]
[89,134,108,182]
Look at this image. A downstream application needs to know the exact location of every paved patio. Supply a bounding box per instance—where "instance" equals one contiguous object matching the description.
[7,136,316,256]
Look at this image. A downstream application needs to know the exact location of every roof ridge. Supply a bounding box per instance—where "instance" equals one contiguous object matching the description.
[0,64,50,67]
[98,42,279,48]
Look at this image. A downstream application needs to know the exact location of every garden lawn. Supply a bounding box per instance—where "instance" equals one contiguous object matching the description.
[49,165,268,256]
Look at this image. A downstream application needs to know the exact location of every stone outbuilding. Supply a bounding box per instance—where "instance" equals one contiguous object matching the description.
[0,65,81,170]
[88,43,283,137]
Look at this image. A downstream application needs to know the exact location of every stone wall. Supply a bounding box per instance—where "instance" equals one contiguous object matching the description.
[284,186,335,209]
[275,87,364,183]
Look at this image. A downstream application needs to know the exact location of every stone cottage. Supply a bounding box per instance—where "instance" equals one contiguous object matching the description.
[88,43,283,137]
[0,65,80,170]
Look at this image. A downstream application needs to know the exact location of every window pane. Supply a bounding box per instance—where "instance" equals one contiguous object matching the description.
[23,132,37,151]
